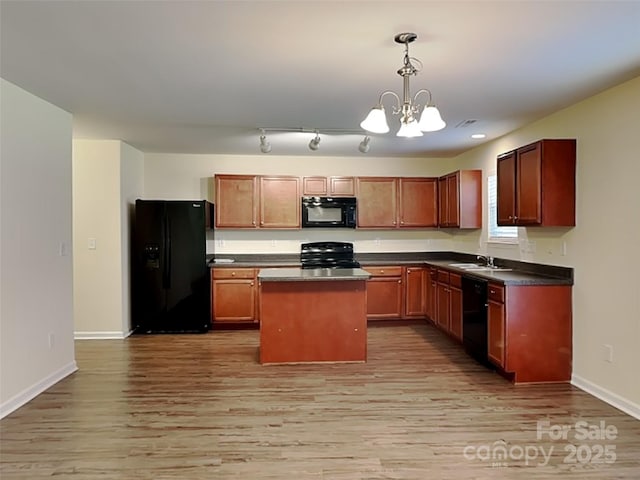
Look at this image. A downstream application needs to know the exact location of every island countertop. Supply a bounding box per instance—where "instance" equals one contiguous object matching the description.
[258,267,371,282]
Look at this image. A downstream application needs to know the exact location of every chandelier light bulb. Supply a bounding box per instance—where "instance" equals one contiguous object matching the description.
[397,119,423,138]
[418,105,446,132]
[360,106,390,134]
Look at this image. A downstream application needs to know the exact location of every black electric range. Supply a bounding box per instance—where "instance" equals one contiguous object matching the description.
[300,242,361,269]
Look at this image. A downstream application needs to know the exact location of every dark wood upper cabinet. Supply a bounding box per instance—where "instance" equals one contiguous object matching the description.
[302,176,355,196]
[438,170,482,228]
[399,178,438,228]
[497,139,576,227]
[215,174,300,229]
[215,175,258,228]
[356,177,399,228]
[357,177,438,228]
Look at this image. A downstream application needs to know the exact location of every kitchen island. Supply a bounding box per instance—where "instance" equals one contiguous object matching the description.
[258,267,370,364]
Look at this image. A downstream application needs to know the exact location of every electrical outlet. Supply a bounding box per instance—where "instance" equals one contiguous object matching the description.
[59,242,67,256]
[603,344,613,363]
[48,333,55,349]
[374,238,381,246]
[562,241,567,256]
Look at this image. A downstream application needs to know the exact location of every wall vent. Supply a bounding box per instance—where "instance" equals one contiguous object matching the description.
[455,119,477,128]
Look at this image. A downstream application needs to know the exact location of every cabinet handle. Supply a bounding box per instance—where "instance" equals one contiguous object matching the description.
[508,215,513,220]
[398,280,401,284]
[252,220,256,226]
[392,221,397,225]
[231,272,236,276]
[380,270,384,274]
[407,270,411,274]
[490,289,495,294]
[250,281,254,286]
[400,221,404,225]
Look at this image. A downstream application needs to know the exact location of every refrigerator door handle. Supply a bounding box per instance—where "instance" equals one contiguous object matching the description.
[162,216,171,289]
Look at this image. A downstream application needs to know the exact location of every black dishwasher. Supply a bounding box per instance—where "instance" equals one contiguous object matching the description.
[462,276,490,366]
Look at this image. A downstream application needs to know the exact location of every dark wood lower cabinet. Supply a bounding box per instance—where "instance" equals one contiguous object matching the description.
[487,282,572,383]
[211,268,258,324]
[449,277,463,341]
[404,266,426,317]
[363,266,404,320]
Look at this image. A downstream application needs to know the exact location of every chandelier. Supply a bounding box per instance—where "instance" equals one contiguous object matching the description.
[360,32,446,138]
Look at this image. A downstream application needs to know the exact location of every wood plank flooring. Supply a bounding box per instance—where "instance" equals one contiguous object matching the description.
[1,323,639,479]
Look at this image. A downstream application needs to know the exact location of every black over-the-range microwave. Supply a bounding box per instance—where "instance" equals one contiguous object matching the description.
[301,196,357,228]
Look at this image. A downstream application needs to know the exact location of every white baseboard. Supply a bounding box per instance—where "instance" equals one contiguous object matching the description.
[0,361,78,419]
[74,330,132,340]
[571,374,640,420]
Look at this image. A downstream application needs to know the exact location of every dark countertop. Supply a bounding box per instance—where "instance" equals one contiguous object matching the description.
[210,252,573,286]
[258,267,371,282]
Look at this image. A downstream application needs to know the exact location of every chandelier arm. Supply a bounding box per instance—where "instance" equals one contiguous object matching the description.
[413,89,434,107]
[377,90,401,111]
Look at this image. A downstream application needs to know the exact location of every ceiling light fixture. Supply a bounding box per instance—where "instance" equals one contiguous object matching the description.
[259,129,272,153]
[308,131,321,151]
[358,136,371,153]
[361,32,446,138]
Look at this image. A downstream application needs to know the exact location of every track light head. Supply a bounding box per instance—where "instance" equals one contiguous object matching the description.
[259,129,271,153]
[308,132,321,151]
[358,136,371,153]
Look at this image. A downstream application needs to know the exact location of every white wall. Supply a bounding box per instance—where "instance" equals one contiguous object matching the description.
[143,153,456,253]
[120,143,144,334]
[72,139,143,338]
[0,79,76,418]
[453,76,640,415]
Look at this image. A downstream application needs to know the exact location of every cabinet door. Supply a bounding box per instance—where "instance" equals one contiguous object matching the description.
[438,176,448,226]
[366,276,403,319]
[329,176,355,196]
[404,267,426,317]
[436,282,450,331]
[259,176,301,228]
[425,268,438,322]
[399,178,438,227]
[212,279,256,322]
[446,174,460,227]
[516,143,542,225]
[497,152,517,226]
[487,299,505,367]
[302,176,327,196]
[356,177,398,228]
[449,286,463,340]
[215,175,258,228]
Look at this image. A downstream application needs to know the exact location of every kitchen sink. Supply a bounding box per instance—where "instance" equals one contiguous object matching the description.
[448,263,512,272]
[462,267,513,272]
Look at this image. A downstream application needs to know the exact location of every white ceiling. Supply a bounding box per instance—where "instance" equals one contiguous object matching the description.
[2,1,639,158]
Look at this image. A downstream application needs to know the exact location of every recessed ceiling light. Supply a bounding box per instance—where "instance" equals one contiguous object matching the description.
[471,133,486,139]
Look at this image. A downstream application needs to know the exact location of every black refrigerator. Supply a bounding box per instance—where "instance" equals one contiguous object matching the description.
[133,200,213,333]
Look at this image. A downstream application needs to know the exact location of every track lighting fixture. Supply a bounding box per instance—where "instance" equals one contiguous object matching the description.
[361,32,446,138]
[308,131,321,151]
[256,128,371,153]
[259,129,271,153]
[358,136,371,153]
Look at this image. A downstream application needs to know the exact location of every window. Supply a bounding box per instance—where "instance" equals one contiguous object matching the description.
[488,174,518,242]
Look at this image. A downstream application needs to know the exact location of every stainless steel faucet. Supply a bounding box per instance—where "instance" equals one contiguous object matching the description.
[477,255,495,267]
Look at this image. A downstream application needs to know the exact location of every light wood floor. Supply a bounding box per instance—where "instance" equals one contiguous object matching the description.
[1,323,639,479]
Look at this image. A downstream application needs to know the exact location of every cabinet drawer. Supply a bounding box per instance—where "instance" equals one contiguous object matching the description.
[212,268,256,279]
[363,266,403,277]
[488,283,505,303]
[437,270,450,283]
[449,273,462,288]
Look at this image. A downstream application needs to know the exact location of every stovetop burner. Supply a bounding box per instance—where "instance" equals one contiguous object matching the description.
[300,241,360,269]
